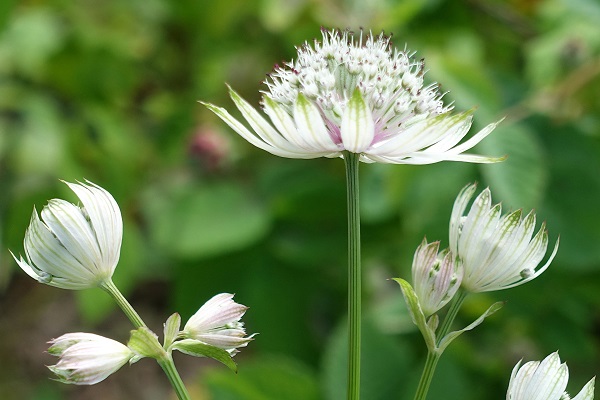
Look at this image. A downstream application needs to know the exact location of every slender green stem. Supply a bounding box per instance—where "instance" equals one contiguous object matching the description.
[413,290,468,400]
[158,357,192,400]
[100,279,191,400]
[344,151,361,400]
[100,279,146,329]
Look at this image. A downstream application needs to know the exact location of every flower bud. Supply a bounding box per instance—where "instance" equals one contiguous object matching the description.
[507,352,595,400]
[48,333,135,385]
[411,239,462,316]
[181,293,254,356]
[12,180,122,290]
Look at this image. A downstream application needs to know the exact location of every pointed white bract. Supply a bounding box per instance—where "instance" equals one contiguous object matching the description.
[411,239,462,316]
[203,28,504,164]
[12,181,123,290]
[48,333,135,385]
[449,183,559,293]
[507,352,595,400]
[182,293,254,355]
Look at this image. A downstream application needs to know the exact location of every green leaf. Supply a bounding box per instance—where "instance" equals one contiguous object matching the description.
[171,339,237,373]
[144,181,270,259]
[322,316,415,400]
[163,313,181,349]
[128,327,164,360]
[392,278,436,351]
[479,123,548,210]
[204,356,319,400]
[437,301,504,353]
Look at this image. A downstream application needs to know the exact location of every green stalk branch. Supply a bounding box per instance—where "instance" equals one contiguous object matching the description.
[413,290,468,400]
[101,279,191,400]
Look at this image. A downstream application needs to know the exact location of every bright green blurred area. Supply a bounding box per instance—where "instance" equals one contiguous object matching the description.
[1,0,600,399]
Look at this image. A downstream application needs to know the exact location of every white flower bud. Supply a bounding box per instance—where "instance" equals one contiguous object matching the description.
[411,239,463,316]
[181,293,254,356]
[507,352,595,400]
[48,333,135,385]
[12,181,122,290]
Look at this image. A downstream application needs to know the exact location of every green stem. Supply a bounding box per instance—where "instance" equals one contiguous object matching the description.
[344,151,361,400]
[413,290,468,400]
[158,357,192,400]
[101,279,191,400]
[100,279,146,329]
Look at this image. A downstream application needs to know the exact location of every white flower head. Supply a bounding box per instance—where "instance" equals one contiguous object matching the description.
[507,352,595,400]
[12,180,123,290]
[181,293,254,355]
[412,239,463,316]
[450,183,559,293]
[48,333,135,385]
[203,28,504,164]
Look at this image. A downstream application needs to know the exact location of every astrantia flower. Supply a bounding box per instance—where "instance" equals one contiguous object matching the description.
[507,352,595,400]
[48,333,136,385]
[180,293,254,355]
[450,183,559,293]
[12,180,122,290]
[412,239,462,316]
[203,28,503,164]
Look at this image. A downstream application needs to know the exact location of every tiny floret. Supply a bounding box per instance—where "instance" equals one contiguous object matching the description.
[48,333,135,385]
[411,239,462,316]
[12,180,123,290]
[203,28,504,164]
[181,293,254,356]
[450,183,559,292]
[507,352,595,400]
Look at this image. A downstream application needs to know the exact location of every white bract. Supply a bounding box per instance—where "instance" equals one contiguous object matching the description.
[507,352,595,400]
[48,333,136,385]
[12,181,123,290]
[411,239,462,316]
[450,183,559,292]
[181,293,254,355]
[203,28,504,164]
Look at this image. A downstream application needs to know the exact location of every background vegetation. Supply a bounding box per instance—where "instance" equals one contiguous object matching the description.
[1,0,600,399]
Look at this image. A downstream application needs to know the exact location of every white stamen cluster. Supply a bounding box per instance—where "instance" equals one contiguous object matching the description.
[265,29,451,141]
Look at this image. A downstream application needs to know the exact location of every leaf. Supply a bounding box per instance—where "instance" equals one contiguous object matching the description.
[144,181,270,259]
[478,122,548,210]
[203,356,318,400]
[171,339,237,373]
[163,313,181,349]
[322,316,415,400]
[437,301,504,353]
[392,278,436,351]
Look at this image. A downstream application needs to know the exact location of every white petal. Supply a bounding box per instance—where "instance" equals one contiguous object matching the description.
[293,93,338,152]
[340,89,374,153]
[230,89,304,153]
[41,199,102,273]
[572,378,596,400]
[65,181,122,277]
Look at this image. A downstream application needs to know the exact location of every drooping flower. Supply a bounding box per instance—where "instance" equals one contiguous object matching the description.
[411,239,462,316]
[48,333,136,385]
[12,180,123,290]
[180,293,254,355]
[507,352,595,400]
[203,28,504,164]
[449,183,559,293]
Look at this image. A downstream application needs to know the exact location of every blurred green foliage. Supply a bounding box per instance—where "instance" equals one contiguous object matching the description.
[1,0,600,399]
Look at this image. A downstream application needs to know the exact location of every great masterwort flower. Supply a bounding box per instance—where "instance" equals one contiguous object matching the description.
[507,352,595,400]
[180,293,254,355]
[48,332,137,385]
[411,239,462,316]
[203,28,503,164]
[450,183,559,293]
[12,180,122,290]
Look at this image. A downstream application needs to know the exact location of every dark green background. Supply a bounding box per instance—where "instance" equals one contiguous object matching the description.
[1,0,599,399]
